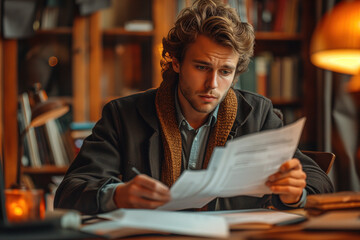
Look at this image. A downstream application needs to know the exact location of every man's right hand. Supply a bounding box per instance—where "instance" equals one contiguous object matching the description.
[113,174,171,209]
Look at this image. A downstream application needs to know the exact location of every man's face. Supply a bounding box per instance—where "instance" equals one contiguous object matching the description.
[172,35,239,124]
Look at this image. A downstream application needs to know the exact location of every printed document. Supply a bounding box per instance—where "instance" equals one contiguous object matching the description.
[159,117,306,210]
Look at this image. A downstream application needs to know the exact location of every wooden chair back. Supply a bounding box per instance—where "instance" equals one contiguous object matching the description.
[301,150,335,174]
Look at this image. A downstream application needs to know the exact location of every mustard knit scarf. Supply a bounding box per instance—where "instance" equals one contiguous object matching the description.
[155,77,238,188]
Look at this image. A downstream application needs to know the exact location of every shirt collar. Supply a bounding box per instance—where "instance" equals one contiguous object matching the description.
[175,85,219,130]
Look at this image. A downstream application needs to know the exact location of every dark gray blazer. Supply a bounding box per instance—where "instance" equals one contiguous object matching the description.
[54,88,334,214]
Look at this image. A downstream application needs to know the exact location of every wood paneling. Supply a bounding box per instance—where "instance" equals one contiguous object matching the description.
[89,12,102,122]
[72,16,88,122]
[3,40,18,188]
[152,0,176,87]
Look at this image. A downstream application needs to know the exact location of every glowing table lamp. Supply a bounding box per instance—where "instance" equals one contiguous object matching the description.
[310,1,360,84]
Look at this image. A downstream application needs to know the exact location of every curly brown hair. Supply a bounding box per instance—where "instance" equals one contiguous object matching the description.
[161,0,255,83]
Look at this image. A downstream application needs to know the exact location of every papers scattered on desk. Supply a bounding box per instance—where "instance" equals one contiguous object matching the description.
[159,117,306,210]
[81,209,229,239]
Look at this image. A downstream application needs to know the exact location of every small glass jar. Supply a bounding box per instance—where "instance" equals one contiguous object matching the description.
[5,188,45,223]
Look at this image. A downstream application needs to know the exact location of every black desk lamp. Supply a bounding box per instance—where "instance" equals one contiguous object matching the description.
[15,98,69,188]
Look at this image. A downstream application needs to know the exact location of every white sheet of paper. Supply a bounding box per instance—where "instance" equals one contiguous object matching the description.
[81,209,229,239]
[159,118,305,210]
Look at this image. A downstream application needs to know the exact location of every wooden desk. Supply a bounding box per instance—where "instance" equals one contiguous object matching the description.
[85,222,360,240]
[82,209,360,240]
[1,218,359,240]
[86,226,360,240]
[3,209,358,240]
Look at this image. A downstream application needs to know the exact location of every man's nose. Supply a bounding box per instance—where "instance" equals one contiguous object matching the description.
[205,71,218,89]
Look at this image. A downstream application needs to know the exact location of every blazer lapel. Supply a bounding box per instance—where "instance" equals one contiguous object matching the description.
[136,89,162,180]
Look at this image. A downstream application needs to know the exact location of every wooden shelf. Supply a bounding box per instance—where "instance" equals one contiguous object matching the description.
[48,96,73,105]
[103,28,154,37]
[271,98,302,108]
[102,28,154,46]
[35,27,73,35]
[255,32,303,41]
[22,165,68,175]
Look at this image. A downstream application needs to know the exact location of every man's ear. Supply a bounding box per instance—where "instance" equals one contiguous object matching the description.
[172,57,180,73]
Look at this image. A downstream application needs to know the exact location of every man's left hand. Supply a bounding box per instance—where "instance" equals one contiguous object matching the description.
[266,158,307,204]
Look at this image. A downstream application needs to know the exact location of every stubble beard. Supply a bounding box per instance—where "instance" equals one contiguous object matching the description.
[179,83,230,114]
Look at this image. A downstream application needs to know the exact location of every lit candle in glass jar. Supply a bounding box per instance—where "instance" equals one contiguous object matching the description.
[7,196,29,222]
[5,189,44,222]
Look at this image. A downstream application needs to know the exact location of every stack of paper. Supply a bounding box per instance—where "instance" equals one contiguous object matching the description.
[81,209,229,239]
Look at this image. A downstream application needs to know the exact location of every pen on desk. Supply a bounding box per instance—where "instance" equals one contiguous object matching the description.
[132,167,142,175]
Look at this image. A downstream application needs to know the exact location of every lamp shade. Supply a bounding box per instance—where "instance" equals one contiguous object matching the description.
[310,0,360,75]
[30,99,69,128]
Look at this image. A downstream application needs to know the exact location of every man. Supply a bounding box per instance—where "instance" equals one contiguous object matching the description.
[55,0,333,214]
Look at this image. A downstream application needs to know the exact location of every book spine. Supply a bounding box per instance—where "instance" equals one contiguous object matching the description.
[44,120,68,167]
[19,93,42,167]
[237,59,256,93]
[255,55,270,96]
[269,57,281,98]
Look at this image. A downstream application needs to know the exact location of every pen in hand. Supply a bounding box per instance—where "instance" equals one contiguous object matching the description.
[130,166,171,205]
[131,167,142,175]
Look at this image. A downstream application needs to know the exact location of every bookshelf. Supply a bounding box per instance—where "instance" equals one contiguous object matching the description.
[0,0,319,189]
[0,0,175,188]
[99,0,176,107]
[238,0,318,149]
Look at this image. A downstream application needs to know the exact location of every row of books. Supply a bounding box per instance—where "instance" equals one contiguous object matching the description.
[177,0,301,33]
[18,92,75,168]
[235,53,301,100]
[246,0,301,33]
[36,0,74,30]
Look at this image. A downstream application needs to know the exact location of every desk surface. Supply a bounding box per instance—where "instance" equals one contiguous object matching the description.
[2,210,360,240]
[86,210,360,240]
[1,222,359,240]
[88,226,360,240]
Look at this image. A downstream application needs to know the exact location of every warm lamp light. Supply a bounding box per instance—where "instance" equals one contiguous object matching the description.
[310,1,360,75]
[310,1,360,174]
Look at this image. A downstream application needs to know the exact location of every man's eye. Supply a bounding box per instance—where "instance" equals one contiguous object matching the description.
[196,65,207,70]
[220,70,232,75]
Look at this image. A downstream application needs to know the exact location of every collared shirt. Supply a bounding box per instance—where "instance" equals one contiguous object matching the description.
[174,87,219,170]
